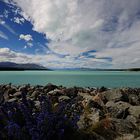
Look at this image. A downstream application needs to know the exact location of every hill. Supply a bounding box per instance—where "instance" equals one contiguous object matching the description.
[0,62,48,70]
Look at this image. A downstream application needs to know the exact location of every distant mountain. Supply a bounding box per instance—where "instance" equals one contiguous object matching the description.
[52,67,140,71]
[0,62,49,70]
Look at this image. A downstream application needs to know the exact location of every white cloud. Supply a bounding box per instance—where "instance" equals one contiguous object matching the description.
[0,47,110,68]
[0,18,17,35]
[27,42,33,47]
[6,0,140,68]
[0,31,8,40]
[19,34,33,42]
[24,46,27,49]
[0,20,5,25]
[13,17,25,24]
[23,43,33,49]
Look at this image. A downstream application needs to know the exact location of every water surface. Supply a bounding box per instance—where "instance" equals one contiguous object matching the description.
[0,71,139,88]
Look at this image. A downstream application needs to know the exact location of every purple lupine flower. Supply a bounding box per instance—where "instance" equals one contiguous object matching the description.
[6,121,21,139]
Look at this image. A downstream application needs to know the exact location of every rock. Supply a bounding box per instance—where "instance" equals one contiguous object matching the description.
[92,93,105,108]
[87,100,103,110]
[34,101,40,109]
[115,134,135,140]
[58,96,70,102]
[3,91,9,102]
[48,89,63,96]
[77,131,106,140]
[6,88,17,95]
[0,90,4,104]
[106,101,130,119]
[113,101,131,109]
[102,89,123,102]
[80,94,93,108]
[53,103,59,108]
[112,118,136,134]
[30,91,40,99]
[128,94,139,105]
[63,87,78,98]
[126,115,137,126]
[13,92,22,98]
[77,108,100,129]
[135,137,140,140]
[79,93,93,100]
[129,106,140,118]
[43,83,57,92]
[7,98,17,103]
[105,101,115,107]
[77,115,85,129]
[99,86,108,92]
[92,118,136,140]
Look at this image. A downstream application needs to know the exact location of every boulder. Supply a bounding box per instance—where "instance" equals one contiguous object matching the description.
[126,115,137,126]
[77,108,100,129]
[102,89,123,102]
[129,106,140,118]
[80,94,93,108]
[128,94,139,105]
[106,101,130,119]
[92,118,136,140]
[115,134,135,140]
[111,118,136,134]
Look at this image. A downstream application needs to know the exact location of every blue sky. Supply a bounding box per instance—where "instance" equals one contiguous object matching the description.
[0,0,140,68]
[0,1,48,54]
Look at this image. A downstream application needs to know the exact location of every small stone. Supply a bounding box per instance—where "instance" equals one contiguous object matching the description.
[13,92,22,98]
[58,96,70,102]
[44,83,57,92]
[3,91,9,101]
[7,88,17,95]
[0,90,4,104]
[34,101,40,109]
[30,91,40,99]
[48,89,62,96]
[8,98,17,103]
[63,87,78,98]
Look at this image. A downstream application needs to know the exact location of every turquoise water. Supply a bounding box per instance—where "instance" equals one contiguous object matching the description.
[0,71,140,88]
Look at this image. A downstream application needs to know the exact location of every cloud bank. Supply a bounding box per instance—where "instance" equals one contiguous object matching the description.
[4,0,140,68]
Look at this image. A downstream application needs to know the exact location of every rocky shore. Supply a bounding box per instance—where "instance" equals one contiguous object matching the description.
[0,83,140,140]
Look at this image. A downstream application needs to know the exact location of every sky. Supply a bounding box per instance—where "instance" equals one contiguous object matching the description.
[0,0,140,69]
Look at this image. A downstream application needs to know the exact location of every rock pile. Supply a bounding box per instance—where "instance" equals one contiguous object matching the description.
[0,83,140,140]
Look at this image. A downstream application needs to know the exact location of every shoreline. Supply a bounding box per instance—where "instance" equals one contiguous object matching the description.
[0,83,140,140]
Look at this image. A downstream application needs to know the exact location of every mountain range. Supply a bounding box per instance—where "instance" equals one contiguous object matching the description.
[0,62,48,70]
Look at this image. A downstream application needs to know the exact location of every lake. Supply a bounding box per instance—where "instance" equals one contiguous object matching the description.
[0,71,140,88]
